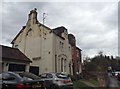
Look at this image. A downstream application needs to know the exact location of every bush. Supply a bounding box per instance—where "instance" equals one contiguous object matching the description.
[68,74,77,81]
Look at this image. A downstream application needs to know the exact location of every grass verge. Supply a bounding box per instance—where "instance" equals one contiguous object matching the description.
[85,78,99,86]
[73,80,92,89]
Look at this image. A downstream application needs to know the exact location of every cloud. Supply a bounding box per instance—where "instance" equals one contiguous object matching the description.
[1,2,118,57]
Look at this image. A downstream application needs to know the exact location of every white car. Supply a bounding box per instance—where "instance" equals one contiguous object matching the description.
[112,71,120,77]
[39,73,73,89]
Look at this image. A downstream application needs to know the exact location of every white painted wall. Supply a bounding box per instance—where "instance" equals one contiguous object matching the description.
[12,9,72,75]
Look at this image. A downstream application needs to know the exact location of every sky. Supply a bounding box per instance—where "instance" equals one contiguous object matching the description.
[1,0,119,58]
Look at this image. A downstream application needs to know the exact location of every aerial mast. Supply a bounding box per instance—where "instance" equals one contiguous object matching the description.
[43,13,46,25]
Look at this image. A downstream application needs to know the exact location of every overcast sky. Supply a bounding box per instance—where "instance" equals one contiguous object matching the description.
[1,1,119,58]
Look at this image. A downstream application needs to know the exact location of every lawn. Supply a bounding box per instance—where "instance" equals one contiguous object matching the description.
[73,80,92,89]
[85,78,99,86]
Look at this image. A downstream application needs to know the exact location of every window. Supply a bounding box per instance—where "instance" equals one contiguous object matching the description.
[69,46,70,50]
[59,41,64,51]
[27,28,33,37]
[0,74,2,80]
[47,74,53,78]
[61,58,63,72]
[77,53,79,57]
[40,74,47,78]
[2,73,16,81]
[56,73,69,79]
[64,59,67,73]
[19,72,40,80]
[22,77,33,80]
[48,51,50,54]
[62,43,64,48]
[15,45,18,48]
[55,55,57,72]
[58,59,60,72]
[59,41,61,48]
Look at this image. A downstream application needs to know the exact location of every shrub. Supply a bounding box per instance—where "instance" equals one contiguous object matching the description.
[68,74,77,81]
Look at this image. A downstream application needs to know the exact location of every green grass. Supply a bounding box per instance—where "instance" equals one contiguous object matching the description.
[85,78,99,86]
[73,80,92,89]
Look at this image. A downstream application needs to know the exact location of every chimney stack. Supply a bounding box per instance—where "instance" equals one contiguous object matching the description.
[27,8,38,25]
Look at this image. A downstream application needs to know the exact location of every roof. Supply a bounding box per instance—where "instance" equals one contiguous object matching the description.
[76,47,82,51]
[53,26,67,33]
[0,45,32,63]
[52,26,67,40]
[11,26,26,44]
[68,34,76,46]
[11,9,66,44]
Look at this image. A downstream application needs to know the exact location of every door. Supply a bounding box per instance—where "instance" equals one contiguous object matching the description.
[29,66,39,75]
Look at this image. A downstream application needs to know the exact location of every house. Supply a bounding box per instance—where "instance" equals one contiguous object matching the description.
[11,8,73,75]
[0,45,31,72]
[68,34,82,75]
[76,47,82,74]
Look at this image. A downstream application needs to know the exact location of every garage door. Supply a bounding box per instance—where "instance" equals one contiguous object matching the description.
[8,64,26,72]
[29,66,39,75]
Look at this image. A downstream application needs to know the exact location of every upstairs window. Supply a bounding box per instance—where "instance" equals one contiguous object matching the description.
[15,45,18,48]
[59,41,62,48]
[59,41,64,51]
[26,28,33,37]
[62,43,64,48]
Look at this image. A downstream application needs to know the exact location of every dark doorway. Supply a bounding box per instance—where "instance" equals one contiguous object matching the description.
[8,64,26,71]
[29,66,39,75]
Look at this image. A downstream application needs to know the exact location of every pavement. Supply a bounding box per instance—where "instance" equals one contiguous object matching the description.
[107,75,120,88]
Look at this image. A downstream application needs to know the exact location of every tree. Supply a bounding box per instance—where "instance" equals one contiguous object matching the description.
[84,52,120,72]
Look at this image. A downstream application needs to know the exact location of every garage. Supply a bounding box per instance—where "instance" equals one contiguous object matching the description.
[29,66,39,75]
[8,63,26,72]
[1,45,32,72]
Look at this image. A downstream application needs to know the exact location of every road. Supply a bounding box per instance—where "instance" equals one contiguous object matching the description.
[107,75,120,88]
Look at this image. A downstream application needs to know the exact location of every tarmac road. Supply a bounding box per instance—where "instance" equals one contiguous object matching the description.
[107,75,120,88]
